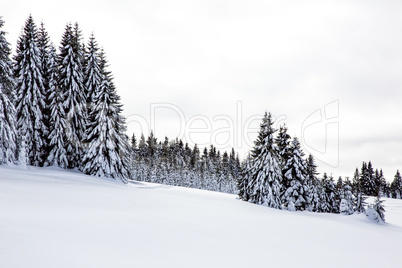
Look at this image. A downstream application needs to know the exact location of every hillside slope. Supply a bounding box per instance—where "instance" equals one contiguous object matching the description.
[1,166,401,268]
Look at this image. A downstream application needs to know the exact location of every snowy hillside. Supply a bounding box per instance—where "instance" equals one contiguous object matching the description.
[1,166,402,268]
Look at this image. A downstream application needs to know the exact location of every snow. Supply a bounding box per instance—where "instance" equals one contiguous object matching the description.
[1,165,402,268]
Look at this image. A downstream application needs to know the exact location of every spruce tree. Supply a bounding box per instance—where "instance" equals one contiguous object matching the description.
[367,194,385,223]
[82,49,130,182]
[37,22,52,156]
[14,15,47,166]
[275,124,291,167]
[83,33,101,113]
[352,168,360,196]
[44,44,68,168]
[340,184,354,215]
[58,23,86,169]
[0,17,17,164]
[243,112,282,208]
[390,170,402,199]
[306,154,320,212]
[281,137,309,210]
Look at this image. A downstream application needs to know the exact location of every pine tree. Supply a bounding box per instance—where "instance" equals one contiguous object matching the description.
[14,15,46,166]
[281,137,309,210]
[83,33,101,114]
[390,170,402,199]
[352,168,360,196]
[0,16,17,164]
[275,124,291,167]
[82,49,130,182]
[306,154,320,212]
[58,23,86,169]
[361,161,376,196]
[340,184,354,215]
[44,44,68,168]
[367,194,385,223]
[243,112,282,208]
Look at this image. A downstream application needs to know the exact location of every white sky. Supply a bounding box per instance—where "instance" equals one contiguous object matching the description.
[3,0,402,181]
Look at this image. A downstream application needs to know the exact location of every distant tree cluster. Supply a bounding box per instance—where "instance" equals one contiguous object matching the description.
[353,162,402,200]
[238,112,383,216]
[130,132,241,194]
[0,16,130,182]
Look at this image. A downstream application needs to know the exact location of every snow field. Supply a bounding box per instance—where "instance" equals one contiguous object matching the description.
[1,166,402,268]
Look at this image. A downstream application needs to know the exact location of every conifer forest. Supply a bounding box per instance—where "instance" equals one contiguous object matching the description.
[1,15,401,222]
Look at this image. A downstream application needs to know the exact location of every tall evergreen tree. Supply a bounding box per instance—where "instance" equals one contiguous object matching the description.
[275,124,291,167]
[13,15,46,166]
[352,168,360,195]
[390,170,402,199]
[0,17,17,164]
[44,44,68,168]
[361,161,376,196]
[58,23,86,168]
[37,22,51,152]
[83,33,101,110]
[340,184,354,215]
[82,49,130,182]
[306,154,320,212]
[281,137,309,210]
[243,112,282,208]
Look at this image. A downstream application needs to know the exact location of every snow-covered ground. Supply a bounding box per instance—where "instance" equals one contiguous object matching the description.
[1,166,401,268]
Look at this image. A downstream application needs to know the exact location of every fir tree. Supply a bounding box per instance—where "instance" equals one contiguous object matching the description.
[82,49,130,182]
[340,184,354,215]
[281,137,309,210]
[0,16,17,164]
[58,23,86,168]
[243,112,282,208]
[352,168,360,196]
[14,15,47,166]
[361,161,376,196]
[306,154,320,212]
[83,33,101,114]
[390,170,402,199]
[367,194,385,223]
[44,44,68,168]
[275,124,291,167]
[37,22,52,158]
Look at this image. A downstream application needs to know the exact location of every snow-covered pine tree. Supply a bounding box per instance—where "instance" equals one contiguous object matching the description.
[361,161,376,196]
[328,175,340,213]
[275,124,291,167]
[82,49,130,182]
[366,194,385,223]
[37,22,51,139]
[0,17,15,100]
[281,137,309,211]
[306,154,320,212]
[340,184,354,215]
[0,16,17,164]
[83,33,101,117]
[374,169,386,196]
[58,23,87,169]
[320,173,338,213]
[352,168,360,196]
[390,170,402,199]
[44,44,68,168]
[244,112,282,208]
[13,15,47,166]
[238,154,251,201]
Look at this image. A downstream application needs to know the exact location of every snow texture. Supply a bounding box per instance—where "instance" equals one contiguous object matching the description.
[1,166,402,268]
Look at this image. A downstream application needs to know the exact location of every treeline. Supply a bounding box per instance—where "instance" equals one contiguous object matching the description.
[0,16,130,181]
[130,132,241,194]
[238,112,385,220]
[352,162,402,199]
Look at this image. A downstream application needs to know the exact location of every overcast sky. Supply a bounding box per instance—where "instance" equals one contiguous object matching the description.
[3,0,402,181]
